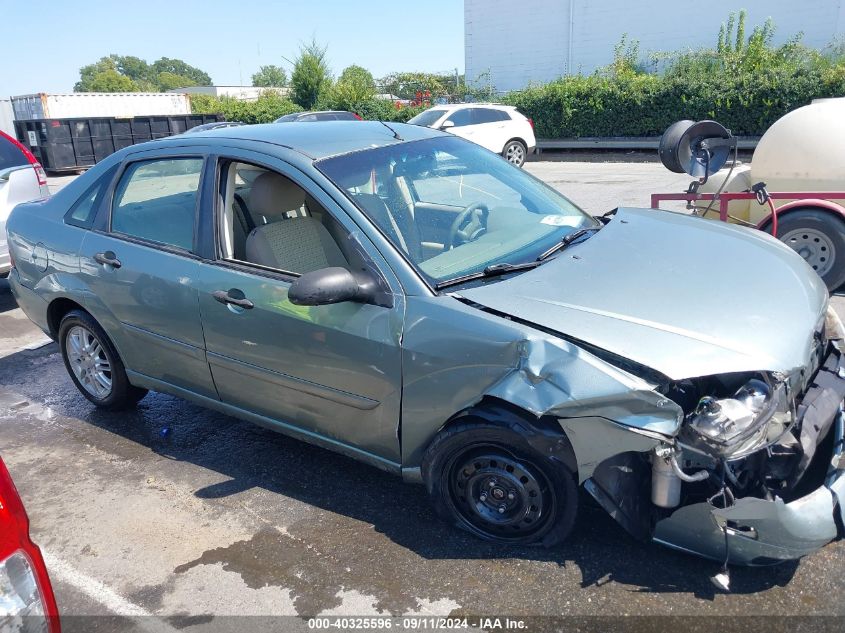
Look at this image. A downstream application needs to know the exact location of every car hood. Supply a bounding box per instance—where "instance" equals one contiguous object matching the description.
[460,208,828,381]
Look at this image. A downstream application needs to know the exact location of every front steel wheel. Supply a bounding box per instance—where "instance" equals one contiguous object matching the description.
[447,448,555,541]
[423,422,578,546]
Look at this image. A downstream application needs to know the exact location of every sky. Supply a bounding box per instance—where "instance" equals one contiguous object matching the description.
[0,0,465,97]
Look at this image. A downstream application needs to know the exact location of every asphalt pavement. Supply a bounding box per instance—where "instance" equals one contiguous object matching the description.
[1,160,843,632]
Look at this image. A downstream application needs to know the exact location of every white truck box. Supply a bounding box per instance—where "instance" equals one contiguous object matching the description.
[11,93,191,120]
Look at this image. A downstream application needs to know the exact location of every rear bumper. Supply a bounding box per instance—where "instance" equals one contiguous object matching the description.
[653,346,845,566]
[7,268,51,337]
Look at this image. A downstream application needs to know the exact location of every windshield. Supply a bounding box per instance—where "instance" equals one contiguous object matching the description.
[317,136,596,287]
[407,109,447,127]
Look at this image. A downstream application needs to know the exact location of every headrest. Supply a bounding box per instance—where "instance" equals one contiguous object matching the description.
[249,172,305,218]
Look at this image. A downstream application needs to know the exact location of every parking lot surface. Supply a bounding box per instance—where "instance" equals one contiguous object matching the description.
[1,160,843,631]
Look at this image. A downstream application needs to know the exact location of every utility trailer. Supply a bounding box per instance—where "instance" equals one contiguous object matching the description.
[651,99,845,291]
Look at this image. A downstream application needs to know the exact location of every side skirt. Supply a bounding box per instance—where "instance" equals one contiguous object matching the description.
[126,370,402,476]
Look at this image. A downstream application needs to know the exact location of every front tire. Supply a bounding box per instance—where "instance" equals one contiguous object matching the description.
[775,209,845,291]
[502,140,527,167]
[58,310,148,410]
[422,422,578,546]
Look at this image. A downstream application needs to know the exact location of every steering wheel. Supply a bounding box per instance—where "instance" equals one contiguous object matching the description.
[448,202,490,249]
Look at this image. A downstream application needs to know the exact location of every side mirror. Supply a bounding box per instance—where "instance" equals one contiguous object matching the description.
[289,267,383,307]
[440,120,455,130]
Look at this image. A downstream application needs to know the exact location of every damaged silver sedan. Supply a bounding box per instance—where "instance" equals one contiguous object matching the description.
[7,123,844,572]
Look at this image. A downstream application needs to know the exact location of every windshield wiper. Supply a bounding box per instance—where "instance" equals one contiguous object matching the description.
[537,226,602,261]
[435,260,542,290]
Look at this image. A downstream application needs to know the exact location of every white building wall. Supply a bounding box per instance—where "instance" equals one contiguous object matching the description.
[466,0,845,93]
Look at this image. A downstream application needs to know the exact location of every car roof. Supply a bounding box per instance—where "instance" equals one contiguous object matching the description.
[439,103,513,110]
[162,120,443,160]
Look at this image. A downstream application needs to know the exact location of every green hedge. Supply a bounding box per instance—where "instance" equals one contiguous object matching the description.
[503,66,845,138]
[190,91,428,124]
[189,92,302,123]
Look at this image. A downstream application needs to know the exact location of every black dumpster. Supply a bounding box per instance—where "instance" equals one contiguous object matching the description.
[14,114,222,172]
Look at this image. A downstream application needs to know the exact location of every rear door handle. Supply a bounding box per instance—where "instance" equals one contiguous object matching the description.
[93,251,121,268]
[212,289,254,309]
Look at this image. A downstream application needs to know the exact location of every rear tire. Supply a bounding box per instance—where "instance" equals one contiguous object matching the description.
[58,310,148,410]
[774,209,845,292]
[422,422,578,547]
[502,140,527,167]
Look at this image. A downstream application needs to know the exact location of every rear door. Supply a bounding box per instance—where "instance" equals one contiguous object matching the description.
[470,108,511,153]
[79,148,216,397]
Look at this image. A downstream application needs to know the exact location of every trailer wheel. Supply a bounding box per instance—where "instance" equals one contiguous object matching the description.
[774,209,845,292]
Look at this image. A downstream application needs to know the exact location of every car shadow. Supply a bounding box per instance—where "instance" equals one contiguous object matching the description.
[0,278,19,314]
[0,344,801,602]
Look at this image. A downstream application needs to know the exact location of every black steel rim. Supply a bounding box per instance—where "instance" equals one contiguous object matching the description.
[446,446,556,541]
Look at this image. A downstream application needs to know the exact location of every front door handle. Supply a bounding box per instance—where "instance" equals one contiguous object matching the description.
[212,289,254,310]
[94,251,121,268]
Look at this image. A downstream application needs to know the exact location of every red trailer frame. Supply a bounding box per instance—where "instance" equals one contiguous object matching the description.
[650,190,845,230]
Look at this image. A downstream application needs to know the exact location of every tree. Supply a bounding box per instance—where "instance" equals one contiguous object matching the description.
[252,65,287,87]
[88,69,139,92]
[379,72,457,99]
[330,65,375,108]
[156,72,198,91]
[75,57,120,91]
[75,55,212,92]
[150,57,211,85]
[290,39,331,109]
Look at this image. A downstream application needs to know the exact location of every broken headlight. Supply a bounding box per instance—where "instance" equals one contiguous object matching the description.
[683,376,794,458]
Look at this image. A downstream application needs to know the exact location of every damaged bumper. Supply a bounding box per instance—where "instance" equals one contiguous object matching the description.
[652,348,845,565]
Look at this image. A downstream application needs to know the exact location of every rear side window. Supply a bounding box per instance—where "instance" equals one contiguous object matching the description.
[0,134,28,170]
[111,158,203,251]
[473,108,508,124]
[65,165,118,228]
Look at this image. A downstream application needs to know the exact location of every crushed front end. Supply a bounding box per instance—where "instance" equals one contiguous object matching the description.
[588,311,845,566]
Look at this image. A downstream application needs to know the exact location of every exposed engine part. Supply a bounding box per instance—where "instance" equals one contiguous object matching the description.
[651,447,709,508]
[651,449,681,508]
[669,451,710,483]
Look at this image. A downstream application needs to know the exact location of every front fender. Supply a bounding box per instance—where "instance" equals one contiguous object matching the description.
[401,296,679,472]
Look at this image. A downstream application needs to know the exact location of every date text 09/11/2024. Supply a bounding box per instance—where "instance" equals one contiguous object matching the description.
[306,617,527,629]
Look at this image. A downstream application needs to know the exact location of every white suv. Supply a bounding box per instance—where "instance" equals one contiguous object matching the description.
[408,104,536,167]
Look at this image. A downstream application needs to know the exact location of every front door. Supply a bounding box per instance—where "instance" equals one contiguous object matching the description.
[196,154,404,464]
[79,154,216,397]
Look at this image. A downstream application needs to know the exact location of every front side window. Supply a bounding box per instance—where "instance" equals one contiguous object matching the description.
[111,158,203,251]
[318,136,595,287]
[445,109,473,127]
[407,109,448,128]
[217,161,350,276]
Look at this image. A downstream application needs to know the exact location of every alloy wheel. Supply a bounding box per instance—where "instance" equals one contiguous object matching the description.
[65,325,112,399]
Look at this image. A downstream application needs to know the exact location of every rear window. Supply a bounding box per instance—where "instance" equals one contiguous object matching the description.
[0,134,28,171]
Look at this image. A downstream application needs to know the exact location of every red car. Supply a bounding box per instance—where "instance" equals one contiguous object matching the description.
[0,456,60,632]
